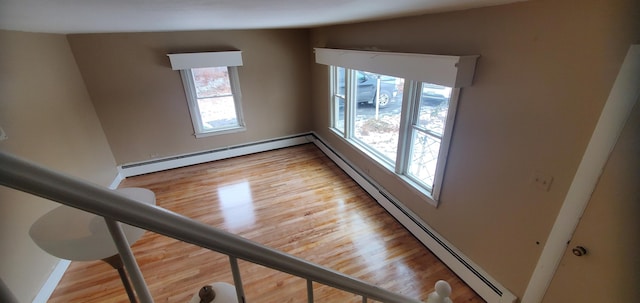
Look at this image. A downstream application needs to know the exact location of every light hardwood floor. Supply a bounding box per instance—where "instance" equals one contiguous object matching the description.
[48,144,484,303]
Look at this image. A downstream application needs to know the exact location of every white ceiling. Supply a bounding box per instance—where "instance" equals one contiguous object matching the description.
[0,0,523,34]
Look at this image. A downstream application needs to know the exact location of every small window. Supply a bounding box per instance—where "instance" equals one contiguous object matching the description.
[180,66,244,137]
[169,51,245,138]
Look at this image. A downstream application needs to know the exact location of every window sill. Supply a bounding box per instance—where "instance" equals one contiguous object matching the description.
[397,175,439,207]
[348,138,396,172]
[195,126,246,138]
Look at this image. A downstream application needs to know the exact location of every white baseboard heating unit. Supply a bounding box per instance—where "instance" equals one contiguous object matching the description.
[118,134,311,177]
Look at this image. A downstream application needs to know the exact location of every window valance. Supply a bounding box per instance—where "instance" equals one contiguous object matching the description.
[168,51,243,70]
[314,48,478,88]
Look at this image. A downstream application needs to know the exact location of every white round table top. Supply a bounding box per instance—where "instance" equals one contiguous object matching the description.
[29,187,156,261]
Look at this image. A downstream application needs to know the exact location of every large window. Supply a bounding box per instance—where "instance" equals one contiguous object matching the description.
[330,66,458,200]
[181,66,244,136]
[168,51,245,137]
[318,48,478,204]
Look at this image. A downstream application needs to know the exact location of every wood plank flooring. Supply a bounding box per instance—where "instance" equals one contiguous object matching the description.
[48,144,484,303]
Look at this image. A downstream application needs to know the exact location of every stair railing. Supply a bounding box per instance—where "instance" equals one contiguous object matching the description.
[0,151,431,303]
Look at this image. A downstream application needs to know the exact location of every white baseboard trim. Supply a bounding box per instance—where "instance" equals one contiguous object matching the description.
[32,260,70,303]
[118,134,314,177]
[109,172,125,189]
[309,133,517,303]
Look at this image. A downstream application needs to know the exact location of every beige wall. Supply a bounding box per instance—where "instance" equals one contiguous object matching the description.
[1,0,637,300]
[0,30,118,301]
[310,0,639,298]
[67,29,311,165]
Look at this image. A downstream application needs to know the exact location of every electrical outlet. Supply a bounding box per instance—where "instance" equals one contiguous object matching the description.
[532,171,553,191]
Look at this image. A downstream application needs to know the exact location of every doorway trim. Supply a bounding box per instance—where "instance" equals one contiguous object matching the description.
[521,45,640,303]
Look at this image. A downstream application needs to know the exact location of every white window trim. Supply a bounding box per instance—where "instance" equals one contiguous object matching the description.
[328,66,345,135]
[179,67,245,138]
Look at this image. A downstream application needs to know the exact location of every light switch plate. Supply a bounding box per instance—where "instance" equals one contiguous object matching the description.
[0,127,7,141]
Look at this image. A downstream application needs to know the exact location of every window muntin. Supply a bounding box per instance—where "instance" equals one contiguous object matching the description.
[181,66,244,137]
[329,66,458,201]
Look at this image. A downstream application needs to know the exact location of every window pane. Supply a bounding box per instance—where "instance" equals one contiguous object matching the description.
[196,96,238,130]
[192,67,232,98]
[191,67,238,131]
[333,67,346,133]
[417,83,452,137]
[336,67,346,98]
[352,70,404,164]
[334,96,345,133]
[408,131,442,190]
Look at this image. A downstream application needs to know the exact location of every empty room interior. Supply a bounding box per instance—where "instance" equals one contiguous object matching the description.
[1,0,639,302]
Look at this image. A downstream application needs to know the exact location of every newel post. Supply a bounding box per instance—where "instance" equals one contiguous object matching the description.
[426,280,452,303]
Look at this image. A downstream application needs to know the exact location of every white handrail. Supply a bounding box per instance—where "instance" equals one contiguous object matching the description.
[0,151,424,303]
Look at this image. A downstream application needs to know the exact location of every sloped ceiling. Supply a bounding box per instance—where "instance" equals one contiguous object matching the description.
[0,0,524,34]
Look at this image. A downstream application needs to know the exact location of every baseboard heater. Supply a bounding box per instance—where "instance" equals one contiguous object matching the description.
[308,134,517,303]
[118,134,313,177]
